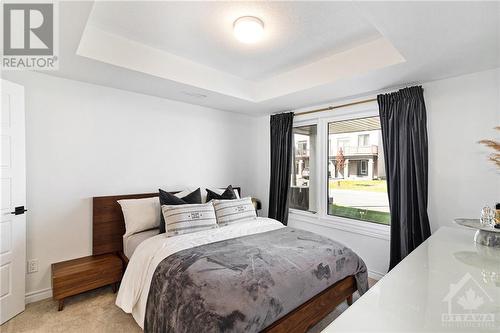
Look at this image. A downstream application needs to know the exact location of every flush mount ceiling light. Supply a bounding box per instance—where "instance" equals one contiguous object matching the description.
[233,16,264,44]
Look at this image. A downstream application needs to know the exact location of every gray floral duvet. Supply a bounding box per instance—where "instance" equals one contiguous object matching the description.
[144,227,368,333]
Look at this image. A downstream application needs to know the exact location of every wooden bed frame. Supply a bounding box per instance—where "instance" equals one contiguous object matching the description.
[92,188,357,333]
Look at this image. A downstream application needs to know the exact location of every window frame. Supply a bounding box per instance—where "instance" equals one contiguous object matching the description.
[288,101,390,239]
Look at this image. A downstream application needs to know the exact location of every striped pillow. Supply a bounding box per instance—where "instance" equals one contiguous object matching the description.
[161,202,217,237]
[213,197,257,226]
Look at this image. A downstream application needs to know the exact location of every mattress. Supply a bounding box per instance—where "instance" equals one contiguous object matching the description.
[123,229,160,259]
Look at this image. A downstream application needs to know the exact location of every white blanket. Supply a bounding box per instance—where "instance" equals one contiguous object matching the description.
[115,217,284,328]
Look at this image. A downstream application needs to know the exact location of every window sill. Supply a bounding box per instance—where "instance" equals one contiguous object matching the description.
[289,208,317,217]
[289,210,390,241]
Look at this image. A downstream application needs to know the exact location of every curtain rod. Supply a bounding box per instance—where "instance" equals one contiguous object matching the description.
[295,97,377,116]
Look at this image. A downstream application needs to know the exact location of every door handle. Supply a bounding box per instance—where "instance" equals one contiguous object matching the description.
[11,206,27,215]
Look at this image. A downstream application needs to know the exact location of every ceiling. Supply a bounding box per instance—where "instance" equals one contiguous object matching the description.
[35,1,499,115]
[87,1,382,80]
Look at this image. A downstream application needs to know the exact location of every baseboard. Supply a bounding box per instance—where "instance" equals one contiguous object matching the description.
[25,288,52,304]
[368,269,385,281]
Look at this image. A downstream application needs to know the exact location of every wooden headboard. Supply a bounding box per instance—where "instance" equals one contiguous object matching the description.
[92,187,241,256]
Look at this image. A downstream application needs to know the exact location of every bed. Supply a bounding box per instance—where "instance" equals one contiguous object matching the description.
[123,228,159,259]
[92,190,368,333]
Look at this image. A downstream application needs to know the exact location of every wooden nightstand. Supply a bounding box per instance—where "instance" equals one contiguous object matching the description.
[51,253,123,311]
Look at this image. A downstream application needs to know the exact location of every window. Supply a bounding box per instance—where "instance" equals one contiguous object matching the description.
[297,140,308,156]
[290,124,317,213]
[358,160,368,175]
[358,134,369,147]
[337,138,350,150]
[327,116,390,225]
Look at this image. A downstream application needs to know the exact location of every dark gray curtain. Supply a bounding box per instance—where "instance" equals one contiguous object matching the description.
[268,112,294,225]
[377,86,431,270]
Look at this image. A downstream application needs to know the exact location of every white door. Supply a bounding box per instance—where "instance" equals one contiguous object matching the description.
[0,80,26,324]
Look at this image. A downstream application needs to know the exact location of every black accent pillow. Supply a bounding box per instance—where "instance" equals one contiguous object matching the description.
[158,188,201,233]
[206,185,238,202]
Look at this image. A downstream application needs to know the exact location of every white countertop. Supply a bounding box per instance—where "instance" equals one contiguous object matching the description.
[323,226,500,332]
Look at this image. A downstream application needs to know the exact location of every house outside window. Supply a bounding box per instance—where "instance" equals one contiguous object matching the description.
[327,116,390,225]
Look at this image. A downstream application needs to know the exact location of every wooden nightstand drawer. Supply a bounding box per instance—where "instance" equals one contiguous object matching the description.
[51,254,123,310]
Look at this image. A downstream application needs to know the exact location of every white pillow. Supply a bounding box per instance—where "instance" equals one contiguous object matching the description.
[162,202,217,237]
[212,197,256,226]
[118,197,160,237]
[202,187,240,203]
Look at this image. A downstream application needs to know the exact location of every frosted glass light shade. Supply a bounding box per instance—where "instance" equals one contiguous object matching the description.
[233,16,264,44]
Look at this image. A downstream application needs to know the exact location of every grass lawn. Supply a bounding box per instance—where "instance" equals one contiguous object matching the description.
[329,179,388,193]
[328,204,391,225]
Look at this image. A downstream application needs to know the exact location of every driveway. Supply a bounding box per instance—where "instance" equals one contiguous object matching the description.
[329,189,390,212]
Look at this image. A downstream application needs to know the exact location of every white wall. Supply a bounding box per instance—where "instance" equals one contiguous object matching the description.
[426,69,500,232]
[254,116,271,217]
[2,71,260,300]
[263,68,500,278]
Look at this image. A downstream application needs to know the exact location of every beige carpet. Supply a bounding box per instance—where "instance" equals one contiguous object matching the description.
[1,279,376,333]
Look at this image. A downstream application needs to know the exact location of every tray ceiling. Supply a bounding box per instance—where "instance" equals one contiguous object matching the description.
[36,1,499,115]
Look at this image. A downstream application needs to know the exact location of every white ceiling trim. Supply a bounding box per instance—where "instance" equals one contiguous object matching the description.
[77,25,405,103]
[77,24,257,101]
[258,37,405,101]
